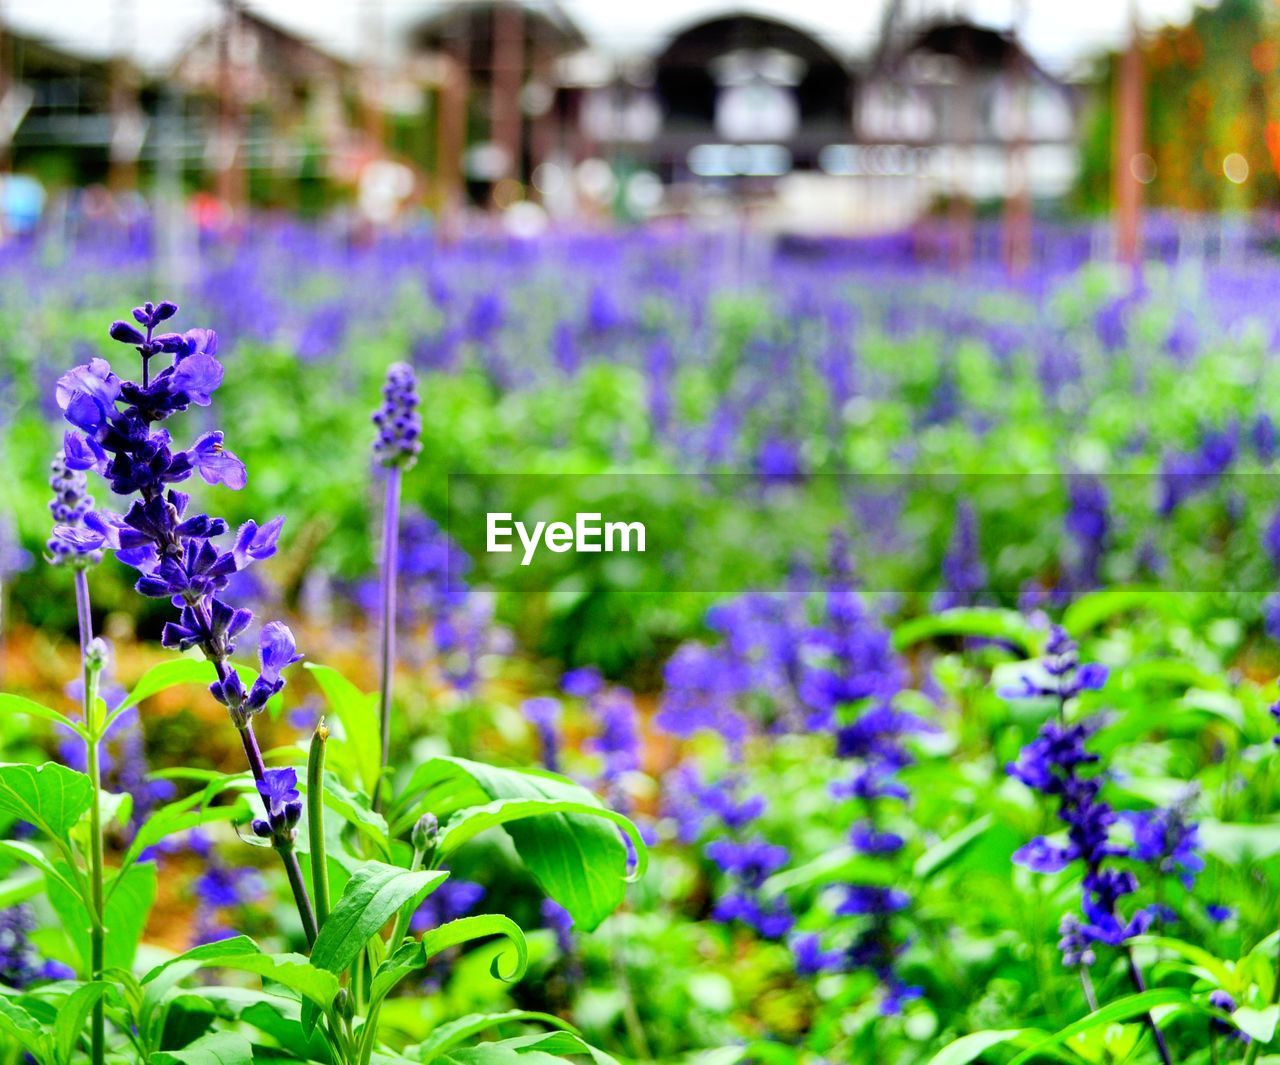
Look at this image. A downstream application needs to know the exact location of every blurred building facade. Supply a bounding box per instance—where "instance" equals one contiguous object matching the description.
[0,0,1107,233]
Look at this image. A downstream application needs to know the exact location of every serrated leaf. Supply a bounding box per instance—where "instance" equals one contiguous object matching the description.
[414,1011,579,1064]
[0,762,93,837]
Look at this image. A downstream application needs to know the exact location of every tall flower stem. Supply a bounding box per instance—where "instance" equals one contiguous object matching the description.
[234,716,318,946]
[1125,947,1173,1065]
[75,569,105,1065]
[374,466,401,813]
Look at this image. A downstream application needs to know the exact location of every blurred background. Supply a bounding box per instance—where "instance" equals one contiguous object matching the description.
[0,0,1261,251]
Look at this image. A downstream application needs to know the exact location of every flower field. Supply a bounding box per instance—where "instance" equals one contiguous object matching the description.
[5,220,1280,1063]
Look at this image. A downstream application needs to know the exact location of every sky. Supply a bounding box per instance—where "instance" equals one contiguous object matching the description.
[2,0,1214,77]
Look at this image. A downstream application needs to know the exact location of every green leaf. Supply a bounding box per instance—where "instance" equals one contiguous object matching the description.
[1128,936,1234,986]
[893,608,1039,654]
[926,1030,1042,1065]
[307,770,390,860]
[111,658,220,723]
[141,935,340,1011]
[1007,990,1189,1065]
[438,798,645,870]
[120,791,250,872]
[0,995,52,1059]
[49,861,156,972]
[1061,587,1171,634]
[914,815,993,879]
[428,758,643,932]
[305,664,381,795]
[371,915,527,1005]
[1199,821,1280,863]
[311,861,449,976]
[479,1031,619,1065]
[0,762,93,837]
[0,839,83,901]
[414,1011,580,1064]
[0,870,43,908]
[54,982,111,1065]
[0,694,85,738]
[152,1031,256,1065]
[1235,1005,1280,1043]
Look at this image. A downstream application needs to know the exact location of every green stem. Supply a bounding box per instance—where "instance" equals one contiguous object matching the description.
[307,722,331,929]
[76,569,106,1065]
[374,466,401,814]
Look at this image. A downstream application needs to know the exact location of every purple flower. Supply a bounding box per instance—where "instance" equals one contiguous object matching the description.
[372,362,422,469]
[46,451,102,566]
[56,300,294,734]
[523,697,562,773]
[253,767,303,837]
[561,666,604,699]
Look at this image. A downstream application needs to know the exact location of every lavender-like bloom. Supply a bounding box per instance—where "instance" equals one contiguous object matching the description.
[1124,794,1203,892]
[708,837,794,938]
[1064,477,1109,591]
[523,696,562,773]
[0,906,73,987]
[542,897,576,957]
[933,501,985,609]
[1005,624,1173,1065]
[370,363,422,808]
[54,299,315,943]
[46,451,101,566]
[372,362,422,469]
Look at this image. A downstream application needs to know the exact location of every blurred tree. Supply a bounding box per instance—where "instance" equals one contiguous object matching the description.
[1078,0,1280,212]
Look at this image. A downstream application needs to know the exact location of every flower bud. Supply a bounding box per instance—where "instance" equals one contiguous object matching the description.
[412,812,439,853]
[251,818,272,838]
[85,638,110,673]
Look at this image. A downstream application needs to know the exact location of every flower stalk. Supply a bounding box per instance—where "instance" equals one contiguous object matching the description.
[375,465,401,812]
[76,571,106,1065]
[370,361,420,812]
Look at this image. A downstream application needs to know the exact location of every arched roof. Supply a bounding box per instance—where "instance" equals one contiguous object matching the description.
[653,11,854,128]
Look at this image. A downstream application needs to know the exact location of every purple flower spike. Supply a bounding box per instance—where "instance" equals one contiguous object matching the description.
[372,362,422,468]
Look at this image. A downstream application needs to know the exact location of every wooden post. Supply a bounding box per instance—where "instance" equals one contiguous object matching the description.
[214,0,244,214]
[436,37,469,241]
[1003,4,1033,275]
[490,1,524,204]
[1113,3,1144,267]
[362,0,384,158]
